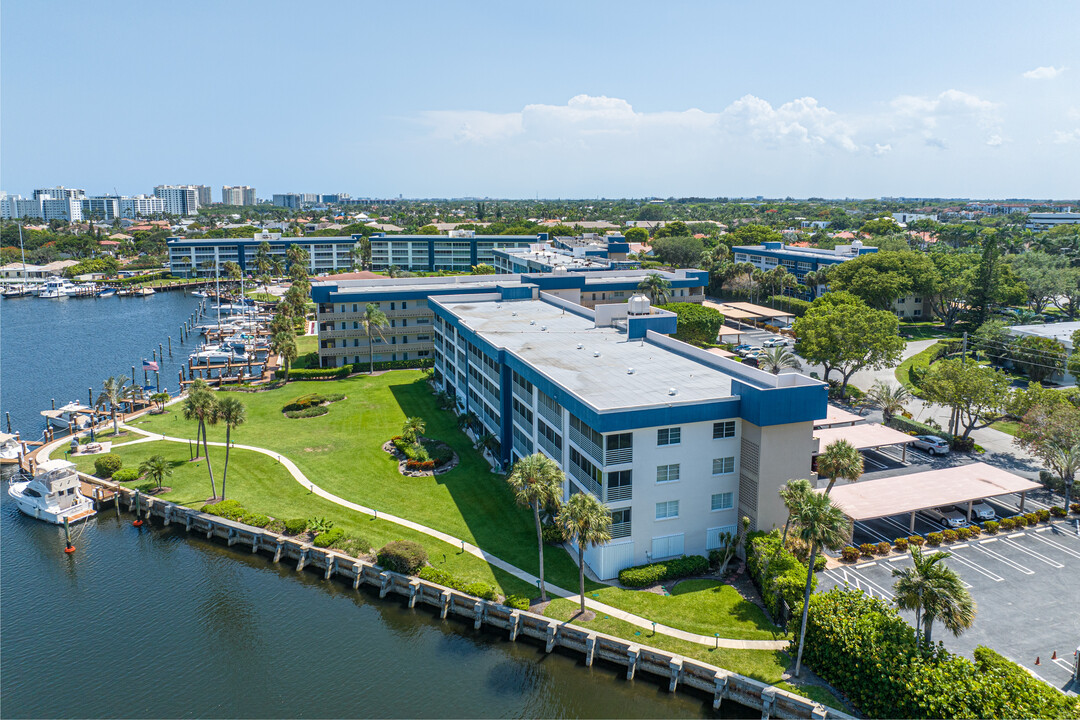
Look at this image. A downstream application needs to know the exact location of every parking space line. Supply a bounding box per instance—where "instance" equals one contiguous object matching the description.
[838,567,894,602]
[856,562,877,569]
[862,455,887,470]
[854,521,893,544]
[888,555,908,562]
[1008,532,1025,538]
[944,552,1004,581]
[879,516,917,537]
[980,538,997,543]
[999,538,1065,568]
[1029,533,1080,560]
[969,544,1035,575]
[1053,658,1073,672]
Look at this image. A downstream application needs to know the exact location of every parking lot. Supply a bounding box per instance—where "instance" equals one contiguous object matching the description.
[819,521,1080,691]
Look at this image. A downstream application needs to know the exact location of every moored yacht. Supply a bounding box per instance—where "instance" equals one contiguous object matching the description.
[8,459,96,525]
[38,276,78,299]
[0,433,22,464]
[41,401,94,430]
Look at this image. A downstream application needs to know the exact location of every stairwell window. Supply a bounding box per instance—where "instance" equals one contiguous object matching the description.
[712,457,735,475]
[713,421,736,439]
[657,427,681,446]
[711,492,734,511]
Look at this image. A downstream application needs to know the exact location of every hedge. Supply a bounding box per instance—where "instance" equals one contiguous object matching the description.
[746,531,815,621]
[111,467,139,483]
[887,416,954,443]
[284,518,308,535]
[795,588,1079,719]
[618,555,708,587]
[281,359,433,380]
[94,453,122,478]
[202,499,246,521]
[656,302,723,346]
[285,406,329,419]
[766,295,811,317]
[313,527,346,548]
[377,540,428,574]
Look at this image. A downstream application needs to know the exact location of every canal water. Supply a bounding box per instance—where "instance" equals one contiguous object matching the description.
[1,293,741,718]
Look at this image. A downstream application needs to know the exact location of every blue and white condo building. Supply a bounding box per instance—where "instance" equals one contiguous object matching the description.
[429,288,827,579]
[167,231,359,277]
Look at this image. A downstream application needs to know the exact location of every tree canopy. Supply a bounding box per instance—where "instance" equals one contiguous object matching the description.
[826,250,937,310]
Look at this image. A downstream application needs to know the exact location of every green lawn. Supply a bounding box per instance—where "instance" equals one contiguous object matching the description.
[70,439,535,597]
[894,342,941,392]
[590,579,785,641]
[542,599,844,709]
[991,419,1020,437]
[292,334,318,368]
[123,372,794,640]
[898,322,963,340]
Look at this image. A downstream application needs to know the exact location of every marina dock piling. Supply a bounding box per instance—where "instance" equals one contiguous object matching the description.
[131,366,136,386]
[63,517,74,553]
[132,490,143,527]
[168,337,172,355]
[5,412,10,434]
[159,343,164,362]
[51,398,55,410]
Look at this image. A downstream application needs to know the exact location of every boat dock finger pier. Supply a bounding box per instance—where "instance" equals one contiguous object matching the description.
[78,474,848,720]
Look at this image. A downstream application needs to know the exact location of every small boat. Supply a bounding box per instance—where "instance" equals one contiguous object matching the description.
[1,284,34,298]
[39,276,78,299]
[134,287,155,296]
[7,459,96,525]
[190,345,249,364]
[41,401,94,430]
[98,288,116,298]
[191,291,209,297]
[0,433,22,464]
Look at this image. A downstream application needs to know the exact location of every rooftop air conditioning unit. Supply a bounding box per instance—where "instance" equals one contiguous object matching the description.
[668,387,678,396]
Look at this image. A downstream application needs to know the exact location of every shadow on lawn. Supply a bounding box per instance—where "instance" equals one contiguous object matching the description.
[388,378,604,594]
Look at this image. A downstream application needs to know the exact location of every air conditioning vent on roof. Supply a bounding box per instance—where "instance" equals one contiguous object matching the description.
[512,311,517,316]
[541,326,547,331]
[594,351,601,357]
[530,320,535,325]
[577,343,584,349]
[627,368,635,374]
[668,387,678,396]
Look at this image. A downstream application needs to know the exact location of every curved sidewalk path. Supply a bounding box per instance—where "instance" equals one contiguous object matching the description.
[93,423,787,651]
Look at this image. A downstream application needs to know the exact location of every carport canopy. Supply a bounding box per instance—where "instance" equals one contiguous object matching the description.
[822,462,1042,523]
[812,423,916,455]
[814,405,864,428]
[721,301,795,321]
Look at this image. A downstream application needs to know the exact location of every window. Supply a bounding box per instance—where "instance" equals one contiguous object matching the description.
[402,301,407,309]
[712,457,735,475]
[352,303,358,312]
[655,500,680,520]
[713,421,736,439]
[657,427,681,446]
[711,492,734,511]
[896,297,906,304]
[610,508,632,539]
[914,297,921,304]
[914,309,922,317]
[656,464,680,483]
[606,433,632,451]
[607,470,632,501]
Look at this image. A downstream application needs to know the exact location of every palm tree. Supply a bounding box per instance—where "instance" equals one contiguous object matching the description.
[892,547,976,649]
[96,376,132,435]
[270,331,298,379]
[817,439,864,494]
[759,346,803,374]
[139,454,172,491]
[361,303,390,374]
[864,381,911,424]
[457,411,478,434]
[637,272,672,305]
[182,388,219,498]
[402,416,426,444]
[556,492,612,614]
[254,241,272,277]
[475,431,495,452]
[387,265,401,279]
[792,491,851,676]
[286,243,309,270]
[507,453,564,602]
[761,479,814,581]
[217,396,246,501]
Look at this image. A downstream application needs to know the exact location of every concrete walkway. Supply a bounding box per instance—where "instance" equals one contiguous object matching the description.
[88,423,789,651]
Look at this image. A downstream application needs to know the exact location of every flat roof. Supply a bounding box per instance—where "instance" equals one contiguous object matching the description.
[823,462,1041,521]
[1008,321,1080,350]
[707,347,737,358]
[439,298,741,410]
[814,405,865,428]
[722,301,795,319]
[499,248,610,269]
[812,423,915,453]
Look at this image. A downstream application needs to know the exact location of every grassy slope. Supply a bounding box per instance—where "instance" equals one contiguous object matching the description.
[71,440,534,597]
[129,372,781,639]
[894,342,941,392]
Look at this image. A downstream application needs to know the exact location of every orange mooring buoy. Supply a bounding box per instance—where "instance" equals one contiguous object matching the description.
[132,519,143,527]
[64,545,76,554]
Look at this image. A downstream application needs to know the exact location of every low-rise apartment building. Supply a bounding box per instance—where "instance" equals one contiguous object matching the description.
[310,269,708,369]
[368,230,542,272]
[167,231,357,277]
[429,290,826,579]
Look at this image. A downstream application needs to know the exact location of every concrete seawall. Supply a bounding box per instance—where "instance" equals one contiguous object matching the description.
[84,475,851,720]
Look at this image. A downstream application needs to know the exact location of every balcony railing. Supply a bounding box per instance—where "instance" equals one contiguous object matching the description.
[605,447,632,466]
[537,401,561,428]
[537,432,561,461]
[568,459,602,497]
[610,521,631,539]
[569,426,603,466]
[606,484,632,502]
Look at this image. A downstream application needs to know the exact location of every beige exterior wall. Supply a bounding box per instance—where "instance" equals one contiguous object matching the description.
[737,419,815,532]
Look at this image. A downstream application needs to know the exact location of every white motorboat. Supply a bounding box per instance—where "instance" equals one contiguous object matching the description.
[41,401,94,430]
[191,291,209,297]
[8,459,96,525]
[39,276,78,299]
[1,284,34,298]
[134,287,155,296]
[98,288,116,298]
[190,346,248,365]
[0,433,22,464]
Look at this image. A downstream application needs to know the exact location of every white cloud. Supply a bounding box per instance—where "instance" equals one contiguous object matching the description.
[986,134,1003,146]
[1053,128,1080,144]
[1023,65,1066,80]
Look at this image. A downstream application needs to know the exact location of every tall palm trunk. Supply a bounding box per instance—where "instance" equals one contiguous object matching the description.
[111,406,118,435]
[368,327,374,374]
[222,427,231,500]
[577,543,586,614]
[533,500,547,602]
[923,614,935,649]
[793,543,819,677]
[202,421,217,499]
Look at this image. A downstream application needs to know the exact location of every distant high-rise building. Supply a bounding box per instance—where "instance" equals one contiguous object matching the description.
[320,193,350,203]
[83,196,120,221]
[196,185,212,206]
[154,185,201,216]
[222,185,257,206]
[33,186,86,202]
[272,193,301,209]
[121,195,166,218]
[299,193,318,205]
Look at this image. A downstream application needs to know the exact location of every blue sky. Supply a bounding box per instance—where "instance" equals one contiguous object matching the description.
[2,1,1078,199]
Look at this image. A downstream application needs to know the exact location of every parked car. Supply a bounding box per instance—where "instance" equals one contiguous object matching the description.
[922,506,969,528]
[733,344,753,354]
[911,435,950,455]
[762,337,790,348]
[943,502,995,522]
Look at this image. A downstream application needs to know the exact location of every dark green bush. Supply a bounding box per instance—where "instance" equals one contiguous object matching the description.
[766,295,812,317]
[240,512,271,528]
[112,467,139,483]
[330,535,371,556]
[282,393,325,412]
[463,582,498,601]
[542,524,564,545]
[284,406,329,419]
[887,416,954,443]
[284,518,308,535]
[313,527,346,548]
[814,554,827,572]
[746,531,815,620]
[894,537,909,551]
[282,366,351,380]
[203,499,246,521]
[795,588,1080,719]
[504,594,531,610]
[377,540,428,574]
[266,519,286,534]
[926,532,943,546]
[840,546,860,562]
[618,554,708,587]
[418,566,460,589]
[323,393,345,403]
[859,542,875,557]
[94,453,122,478]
